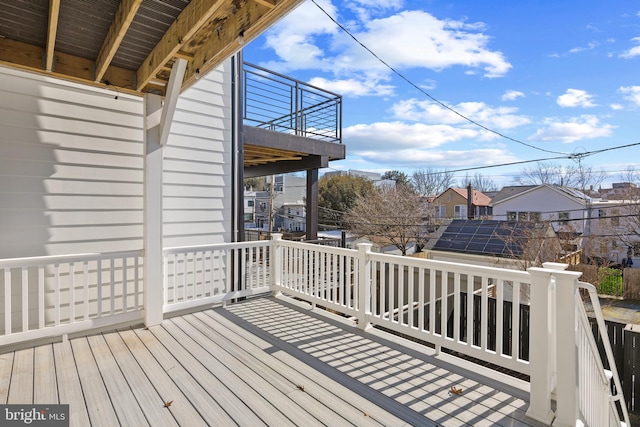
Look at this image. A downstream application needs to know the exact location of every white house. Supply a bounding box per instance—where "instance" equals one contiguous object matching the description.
[490,184,590,235]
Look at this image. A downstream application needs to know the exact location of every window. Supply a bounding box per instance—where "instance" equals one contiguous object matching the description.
[247,200,254,207]
[435,205,446,218]
[454,205,467,219]
[558,212,570,224]
[529,212,541,222]
[611,209,620,226]
[507,211,517,221]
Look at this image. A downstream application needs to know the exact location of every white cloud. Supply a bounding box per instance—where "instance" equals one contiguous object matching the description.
[620,37,640,59]
[557,89,597,108]
[308,75,394,97]
[355,148,518,168]
[619,85,640,106]
[501,90,525,101]
[258,5,512,95]
[610,103,624,110]
[569,41,598,54]
[391,98,530,129]
[343,121,479,151]
[528,115,615,143]
[345,0,403,21]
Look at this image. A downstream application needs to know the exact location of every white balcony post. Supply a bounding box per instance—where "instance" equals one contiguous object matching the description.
[525,267,555,425]
[271,233,283,295]
[550,268,582,427]
[357,243,372,330]
[143,93,164,327]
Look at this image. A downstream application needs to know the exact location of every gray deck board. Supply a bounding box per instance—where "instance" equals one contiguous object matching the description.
[86,334,150,426]
[8,348,33,404]
[117,329,206,427]
[34,345,57,404]
[53,341,91,427]
[71,337,120,426]
[0,296,549,427]
[0,351,14,403]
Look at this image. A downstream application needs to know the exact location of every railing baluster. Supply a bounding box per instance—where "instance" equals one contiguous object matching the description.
[418,267,425,331]
[83,261,89,320]
[398,265,404,326]
[122,257,128,313]
[55,264,60,326]
[496,279,504,356]
[38,266,44,329]
[134,256,140,310]
[21,267,28,332]
[70,262,75,323]
[408,266,414,329]
[429,268,436,334]
[481,276,488,351]
[4,268,11,334]
[440,271,448,338]
[97,260,102,317]
[466,275,473,347]
[110,258,115,315]
[380,262,386,321]
[512,282,521,360]
[453,273,460,342]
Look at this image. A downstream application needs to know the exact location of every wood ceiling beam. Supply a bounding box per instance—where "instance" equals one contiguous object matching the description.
[136,0,226,91]
[252,0,276,8]
[0,38,141,94]
[45,0,61,72]
[95,0,143,82]
[181,0,302,90]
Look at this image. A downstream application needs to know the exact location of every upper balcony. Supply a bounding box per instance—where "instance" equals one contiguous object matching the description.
[0,238,630,426]
[241,62,346,178]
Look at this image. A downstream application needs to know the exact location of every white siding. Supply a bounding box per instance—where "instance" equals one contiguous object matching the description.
[0,61,234,258]
[163,61,233,247]
[0,67,145,258]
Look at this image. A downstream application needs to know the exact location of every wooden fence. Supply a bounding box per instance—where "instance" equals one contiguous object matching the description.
[623,268,640,300]
[590,319,640,416]
[569,264,640,300]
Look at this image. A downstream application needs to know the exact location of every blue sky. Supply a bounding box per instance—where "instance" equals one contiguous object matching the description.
[243,0,640,187]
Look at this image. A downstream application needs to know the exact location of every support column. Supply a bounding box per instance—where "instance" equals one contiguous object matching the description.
[306,168,318,240]
[144,93,164,326]
[525,267,555,425]
[550,267,582,427]
[357,243,373,330]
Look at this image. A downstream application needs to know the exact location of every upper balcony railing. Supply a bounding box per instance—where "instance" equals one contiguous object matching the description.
[243,62,342,144]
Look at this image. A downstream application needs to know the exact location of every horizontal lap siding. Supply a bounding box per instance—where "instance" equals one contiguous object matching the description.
[164,61,232,247]
[0,67,144,258]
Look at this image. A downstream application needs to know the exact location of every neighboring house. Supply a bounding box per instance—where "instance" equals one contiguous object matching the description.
[324,169,382,181]
[277,202,306,232]
[586,198,640,263]
[490,184,590,233]
[432,187,492,220]
[253,175,307,231]
[243,191,257,227]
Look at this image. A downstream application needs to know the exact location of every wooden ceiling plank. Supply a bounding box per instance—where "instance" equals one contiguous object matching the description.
[95,0,143,82]
[136,0,226,91]
[45,0,61,72]
[253,0,277,8]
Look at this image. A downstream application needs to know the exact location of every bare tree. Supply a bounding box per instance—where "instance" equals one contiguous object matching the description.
[514,160,606,192]
[411,168,455,196]
[459,173,498,193]
[344,185,429,255]
[494,221,564,270]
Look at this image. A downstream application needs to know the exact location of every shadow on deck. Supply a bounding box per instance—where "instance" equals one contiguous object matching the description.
[0,296,548,427]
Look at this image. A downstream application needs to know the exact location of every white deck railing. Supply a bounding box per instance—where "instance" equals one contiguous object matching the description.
[0,251,144,346]
[0,236,628,426]
[163,241,272,314]
[576,282,630,427]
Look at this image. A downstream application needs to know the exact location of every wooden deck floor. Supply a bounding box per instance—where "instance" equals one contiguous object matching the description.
[0,296,549,427]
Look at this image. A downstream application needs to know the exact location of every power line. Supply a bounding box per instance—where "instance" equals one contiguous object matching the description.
[309,0,569,156]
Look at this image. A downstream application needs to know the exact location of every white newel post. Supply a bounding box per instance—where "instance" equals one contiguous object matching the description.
[271,234,283,295]
[525,267,555,425]
[144,93,164,326]
[548,265,582,427]
[357,243,373,330]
